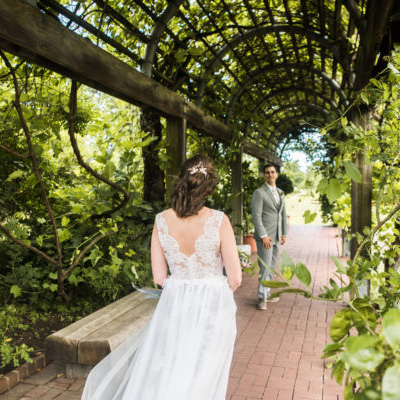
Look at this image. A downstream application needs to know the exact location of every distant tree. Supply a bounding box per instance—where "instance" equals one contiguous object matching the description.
[281,161,305,189]
[276,173,294,195]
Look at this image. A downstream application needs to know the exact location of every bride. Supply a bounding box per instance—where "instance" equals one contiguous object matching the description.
[81,154,242,399]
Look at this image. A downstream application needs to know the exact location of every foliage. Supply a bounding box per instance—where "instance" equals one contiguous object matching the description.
[276,173,294,195]
[262,48,400,399]
[260,237,400,399]
[281,160,306,189]
[0,54,157,314]
[0,306,33,368]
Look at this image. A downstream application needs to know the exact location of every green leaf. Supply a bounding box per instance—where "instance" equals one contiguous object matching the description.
[295,263,311,286]
[282,266,293,281]
[382,309,400,348]
[188,46,205,56]
[363,389,380,400]
[279,252,295,274]
[382,365,400,400]
[344,335,385,371]
[68,274,79,286]
[330,309,352,342]
[303,210,317,224]
[344,384,356,400]
[24,173,38,188]
[37,235,43,246]
[57,228,72,243]
[322,342,343,358]
[7,169,25,181]
[260,280,289,288]
[332,360,345,384]
[360,91,369,105]
[61,216,70,227]
[103,160,116,179]
[323,342,343,353]
[37,218,46,224]
[387,62,400,75]
[84,248,102,267]
[271,288,309,297]
[351,298,377,331]
[332,256,347,274]
[174,48,187,62]
[343,161,362,183]
[326,179,342,203]
[10,285,22,298]
[49,272,58,280]
[317,177,329,194]
[49,283,58,292]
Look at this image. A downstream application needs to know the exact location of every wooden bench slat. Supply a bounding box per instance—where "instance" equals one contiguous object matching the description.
[45,291,158,365]
[78,299,157,364]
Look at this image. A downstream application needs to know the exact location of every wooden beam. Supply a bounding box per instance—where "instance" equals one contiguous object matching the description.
[0,0,276,162]
[242,141,282,165]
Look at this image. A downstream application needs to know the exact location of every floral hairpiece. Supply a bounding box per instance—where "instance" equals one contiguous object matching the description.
[188,163,208,176]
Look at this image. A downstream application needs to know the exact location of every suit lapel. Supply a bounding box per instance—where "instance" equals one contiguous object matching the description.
[264,184,280,209]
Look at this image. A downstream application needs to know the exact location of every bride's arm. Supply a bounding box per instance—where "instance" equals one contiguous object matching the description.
[220,214,242,291]
[151,223,168,287]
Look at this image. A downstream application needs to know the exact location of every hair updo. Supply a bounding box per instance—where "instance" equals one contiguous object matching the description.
[170,155,218,218]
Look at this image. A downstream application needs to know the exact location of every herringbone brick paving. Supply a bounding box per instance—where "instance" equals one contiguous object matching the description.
[1,225,344,400]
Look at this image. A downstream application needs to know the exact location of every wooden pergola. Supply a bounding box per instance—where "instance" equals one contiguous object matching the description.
[1,0,400,249]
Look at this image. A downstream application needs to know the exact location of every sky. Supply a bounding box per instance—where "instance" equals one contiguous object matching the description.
[290,151,311,172]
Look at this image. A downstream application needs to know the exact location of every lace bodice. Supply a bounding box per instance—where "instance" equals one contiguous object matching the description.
[155,209,224,280]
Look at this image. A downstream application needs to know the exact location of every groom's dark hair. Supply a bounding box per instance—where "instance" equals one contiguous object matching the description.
[170,155,218,218]
[264,163,280,173]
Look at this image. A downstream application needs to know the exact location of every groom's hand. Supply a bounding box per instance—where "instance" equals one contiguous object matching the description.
[262,236,272,249]
[281,236,287,245]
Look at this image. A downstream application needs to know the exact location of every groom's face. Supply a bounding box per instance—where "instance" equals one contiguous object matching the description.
[264,166,278,186]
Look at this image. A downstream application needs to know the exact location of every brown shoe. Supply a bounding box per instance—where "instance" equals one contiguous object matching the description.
[267,296,280,303]
[258,299,267,310]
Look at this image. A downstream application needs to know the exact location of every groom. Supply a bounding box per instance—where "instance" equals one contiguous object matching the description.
[251,163,288,310]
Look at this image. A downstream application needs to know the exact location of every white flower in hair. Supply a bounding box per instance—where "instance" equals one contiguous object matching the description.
[188,164,208,176]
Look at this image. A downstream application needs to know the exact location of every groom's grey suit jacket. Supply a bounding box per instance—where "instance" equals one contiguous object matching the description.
[251,184,288,242]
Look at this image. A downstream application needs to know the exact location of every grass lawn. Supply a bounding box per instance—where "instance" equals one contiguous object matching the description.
[285,189,329,226]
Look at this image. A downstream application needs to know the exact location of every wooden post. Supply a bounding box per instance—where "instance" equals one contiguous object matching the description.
[351,151,373,257]
[350,108,373,296]
[141,109,165,204]
[165,116,187,203]
[258,158,265,178]
[232,149,243,244]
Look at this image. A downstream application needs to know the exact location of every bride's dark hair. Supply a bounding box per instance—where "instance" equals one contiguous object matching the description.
[170,155,218,218]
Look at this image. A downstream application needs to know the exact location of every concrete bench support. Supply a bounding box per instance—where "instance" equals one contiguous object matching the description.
[45,291,158,378]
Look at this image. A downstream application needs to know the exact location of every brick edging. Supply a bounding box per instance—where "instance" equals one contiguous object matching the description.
[0,353,49,394]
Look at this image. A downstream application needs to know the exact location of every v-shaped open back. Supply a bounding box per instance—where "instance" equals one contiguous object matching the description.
[160,211,214,258]
[156,209,225,280]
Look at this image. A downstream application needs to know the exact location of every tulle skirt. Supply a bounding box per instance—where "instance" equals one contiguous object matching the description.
[81,275,237,400]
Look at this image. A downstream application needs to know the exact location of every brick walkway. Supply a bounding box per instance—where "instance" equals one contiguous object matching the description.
[227,225,345,400]
[1,225,344,400]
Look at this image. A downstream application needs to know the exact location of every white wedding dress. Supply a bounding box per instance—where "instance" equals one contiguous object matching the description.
[81,209,237,399]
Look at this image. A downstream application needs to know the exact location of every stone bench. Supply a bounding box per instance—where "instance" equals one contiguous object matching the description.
[45,290,158,378]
